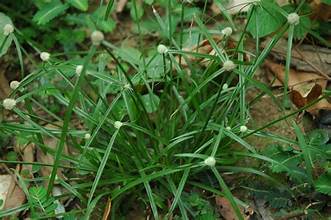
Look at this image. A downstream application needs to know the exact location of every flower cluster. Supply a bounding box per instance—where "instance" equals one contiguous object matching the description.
[287,13,300,25]
[40,52,50,61]
[10,81,20,90]
[157,44,168,54]
[223,60,236,71]
[221,27,233,37]
[3,98,16,110]
[91,30,104,46]
[3,24,14,36]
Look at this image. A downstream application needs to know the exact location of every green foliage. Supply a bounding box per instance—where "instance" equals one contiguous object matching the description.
[33,1,69,25]
[0,12,14,57]
[0,0,330,219]
[322,0,331,4]
[185,193,219,219]
[261,128,331,207]
[67,0,89,11]
[247,0,285,38]
[29,187,58,217]
[316,174,331,196]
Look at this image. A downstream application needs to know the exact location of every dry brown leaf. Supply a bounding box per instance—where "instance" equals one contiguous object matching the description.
[264,59,327,88]
[37,123,69,187]
[262,38,331,78]
[216,197,253,220]
[264,59,331,115]
[216,197,238,220]
[0,175,26,212]
[311,0,331,21]
[21,143,35,176]
[14,142,35,178]
[0,71,10,99]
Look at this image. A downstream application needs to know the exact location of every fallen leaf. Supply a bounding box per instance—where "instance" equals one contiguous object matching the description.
[14,142,35,178]
[216,197,253,220]
[262,38,331,78]
[264,59,327,88]
[37,123,69,187]
[264,59,331,115]
[291,84,322,108]
[0,71,10,99]
[311,0,331,21]
[0,175,26,212]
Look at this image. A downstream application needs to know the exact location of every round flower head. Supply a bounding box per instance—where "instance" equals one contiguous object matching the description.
[76,65,83,75]
[222,83,228,90]
[40,52,50,61]
[124,83,131,90]
[84,133,91,140]
[223,60,236,71]
[114,121,123,129]
[204,156,216,167]
[226,126,231,131]
[157,44,168,54]
[3,24,14,36]
[240,125,248,133]
[3,98,16,110]
[91,30,104,46]
[221,27,233,37]
[287,13,300,25]
[10,81,20,90]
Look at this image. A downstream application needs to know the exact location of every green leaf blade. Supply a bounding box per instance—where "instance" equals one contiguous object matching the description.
[67,0,88,11]
[33,2,69,25]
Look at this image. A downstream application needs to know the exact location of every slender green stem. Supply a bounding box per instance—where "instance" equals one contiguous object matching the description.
[47,46,96,194]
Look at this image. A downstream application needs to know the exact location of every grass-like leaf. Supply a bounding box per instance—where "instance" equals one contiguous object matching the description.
[33,2,69,25]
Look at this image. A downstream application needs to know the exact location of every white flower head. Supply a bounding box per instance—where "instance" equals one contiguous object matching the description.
[240,125,248,133]
[222,83,228,90]
[221,27,233,37]
[287,13,300,25]
[223,60,236,71]
[114,121,123,129]
[226,126,231,131]
[10,81,20,90]
[157,44,168,54]
[84,133,91,140]
[76,65,83,75]
[3,24,14,36]
[91,30,104,46]
[124,83,131,90]
[204,156,216,167]
[3,98,16,110]
[40,52,50,61]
